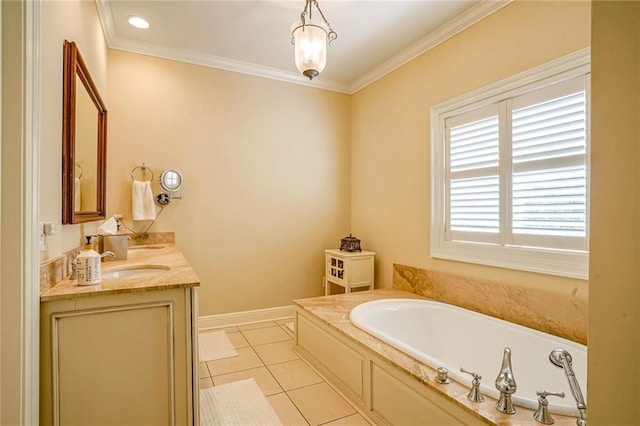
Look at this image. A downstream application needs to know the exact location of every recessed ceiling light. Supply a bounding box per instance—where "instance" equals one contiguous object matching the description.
[128,16,150,29]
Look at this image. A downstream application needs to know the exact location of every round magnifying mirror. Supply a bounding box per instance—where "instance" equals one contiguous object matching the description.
[159,169,183,193]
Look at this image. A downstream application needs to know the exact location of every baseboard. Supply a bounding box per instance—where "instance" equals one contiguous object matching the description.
[198,305,295,331]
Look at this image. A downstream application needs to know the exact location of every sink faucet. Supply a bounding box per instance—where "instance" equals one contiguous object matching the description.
[549,349,587,425]
[100,251,116,260]
[495,347,517,414]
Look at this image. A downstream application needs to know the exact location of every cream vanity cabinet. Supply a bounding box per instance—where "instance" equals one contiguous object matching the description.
[40,285,199,426]
[324,249,375,296]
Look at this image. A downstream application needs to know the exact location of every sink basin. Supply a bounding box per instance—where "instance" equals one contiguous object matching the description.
[102,264,170,279]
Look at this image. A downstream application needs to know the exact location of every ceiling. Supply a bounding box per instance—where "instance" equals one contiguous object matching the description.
[96,0,509,94]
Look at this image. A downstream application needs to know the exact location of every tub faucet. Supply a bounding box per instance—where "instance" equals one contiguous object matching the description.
[495,347,517,414]
[460,367,484,403]
[533,390,565,424]
[549,349,587,426]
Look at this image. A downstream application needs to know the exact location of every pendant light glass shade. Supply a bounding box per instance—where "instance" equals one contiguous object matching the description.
[292,19,329,80]
[290,0,336,80]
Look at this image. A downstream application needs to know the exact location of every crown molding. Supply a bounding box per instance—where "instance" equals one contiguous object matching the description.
[95,0,350,94]
[96,0,511,95]
[111,39,351,94]
[349,0,513,94]
[95,0,115,44]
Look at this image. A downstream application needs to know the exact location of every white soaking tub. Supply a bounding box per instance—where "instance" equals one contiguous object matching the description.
[349,298,586,416]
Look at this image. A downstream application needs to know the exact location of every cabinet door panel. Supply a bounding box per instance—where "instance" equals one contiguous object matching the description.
[371,362,481,425]
[54,302,174,426]
[297,313,364,398]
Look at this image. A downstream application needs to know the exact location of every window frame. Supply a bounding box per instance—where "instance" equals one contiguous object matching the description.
[430,48,590,279]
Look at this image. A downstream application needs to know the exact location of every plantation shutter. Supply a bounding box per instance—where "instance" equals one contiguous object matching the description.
[446,105,500,244]
[431,53,590,278]
[444,76,587,251]
[511,77,587,250]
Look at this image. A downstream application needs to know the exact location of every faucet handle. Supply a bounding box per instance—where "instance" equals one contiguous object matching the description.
[533,390,565,424]
[460,367,484,403]
[435,367,451,384]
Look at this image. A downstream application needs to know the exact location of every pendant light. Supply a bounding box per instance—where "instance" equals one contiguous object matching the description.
[291,0,337,80]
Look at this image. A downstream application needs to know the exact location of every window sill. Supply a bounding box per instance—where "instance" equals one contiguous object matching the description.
[431,240,588,279]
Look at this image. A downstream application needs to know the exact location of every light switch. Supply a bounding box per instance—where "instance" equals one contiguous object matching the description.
[43,222,55,236]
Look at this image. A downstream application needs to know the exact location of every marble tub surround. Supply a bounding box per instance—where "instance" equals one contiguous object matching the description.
[40,243,199,302]
[294,289,579,425]
[393,264,587,345]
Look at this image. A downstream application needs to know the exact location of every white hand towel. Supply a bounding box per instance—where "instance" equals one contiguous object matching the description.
[74,177,82,210]
[132,180,156,221]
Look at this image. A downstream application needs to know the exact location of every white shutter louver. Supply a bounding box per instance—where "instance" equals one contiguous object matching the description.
[512,92,587,239]
[451,176,500,233]
[449,116,499,234]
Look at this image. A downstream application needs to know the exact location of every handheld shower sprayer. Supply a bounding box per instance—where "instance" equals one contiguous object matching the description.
[549,349,587,426]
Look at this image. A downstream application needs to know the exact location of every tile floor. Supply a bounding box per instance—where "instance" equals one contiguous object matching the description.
[199,319,372,426]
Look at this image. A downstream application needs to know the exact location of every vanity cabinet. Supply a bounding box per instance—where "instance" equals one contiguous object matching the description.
[324,249,375,296]
[40,287,198,426]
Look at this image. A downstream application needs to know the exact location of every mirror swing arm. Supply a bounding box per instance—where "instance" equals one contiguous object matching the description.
[62,40,108,224]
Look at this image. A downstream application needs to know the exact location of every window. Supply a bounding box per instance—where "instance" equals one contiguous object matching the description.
[431,49,590,279]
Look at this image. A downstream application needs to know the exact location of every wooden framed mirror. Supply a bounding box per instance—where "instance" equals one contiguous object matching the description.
[62,40,107,224]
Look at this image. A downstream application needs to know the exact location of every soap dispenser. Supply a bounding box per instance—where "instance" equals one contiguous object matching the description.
[76,235,101,285]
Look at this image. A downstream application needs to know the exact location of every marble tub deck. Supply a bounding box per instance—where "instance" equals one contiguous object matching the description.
[294,289,578,425]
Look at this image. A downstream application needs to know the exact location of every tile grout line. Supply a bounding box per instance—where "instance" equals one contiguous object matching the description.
[233,327,314,425]
[279,390,312,426]
[291,347,373,424]
[200,322,369,425]
[234,327,321,425]
[206,345,265,379]
[317,412,374,426]
[261,355,313,425]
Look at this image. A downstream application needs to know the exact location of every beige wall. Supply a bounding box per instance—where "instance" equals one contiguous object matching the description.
[589,1,640,422]
[25,0,640,420]
[351,0,591,298]
[107,50,351,315]
[39,0,108,260]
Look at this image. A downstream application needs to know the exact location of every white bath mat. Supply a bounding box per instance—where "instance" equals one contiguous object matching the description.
[199,331,238,362]
[285,322,294,333]
[200,378,282,426]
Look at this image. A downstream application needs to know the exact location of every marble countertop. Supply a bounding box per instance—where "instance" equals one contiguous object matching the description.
[40,244,200,302]
[294,289,578,426]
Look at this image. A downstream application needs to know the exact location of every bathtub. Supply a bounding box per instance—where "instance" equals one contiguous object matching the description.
[349,299,586,416]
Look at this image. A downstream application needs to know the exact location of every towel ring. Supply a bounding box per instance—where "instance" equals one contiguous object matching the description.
[130,163,154,182]
[75,162,83,179]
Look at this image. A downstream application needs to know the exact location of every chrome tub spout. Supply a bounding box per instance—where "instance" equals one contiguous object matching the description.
[495,347,517,414]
